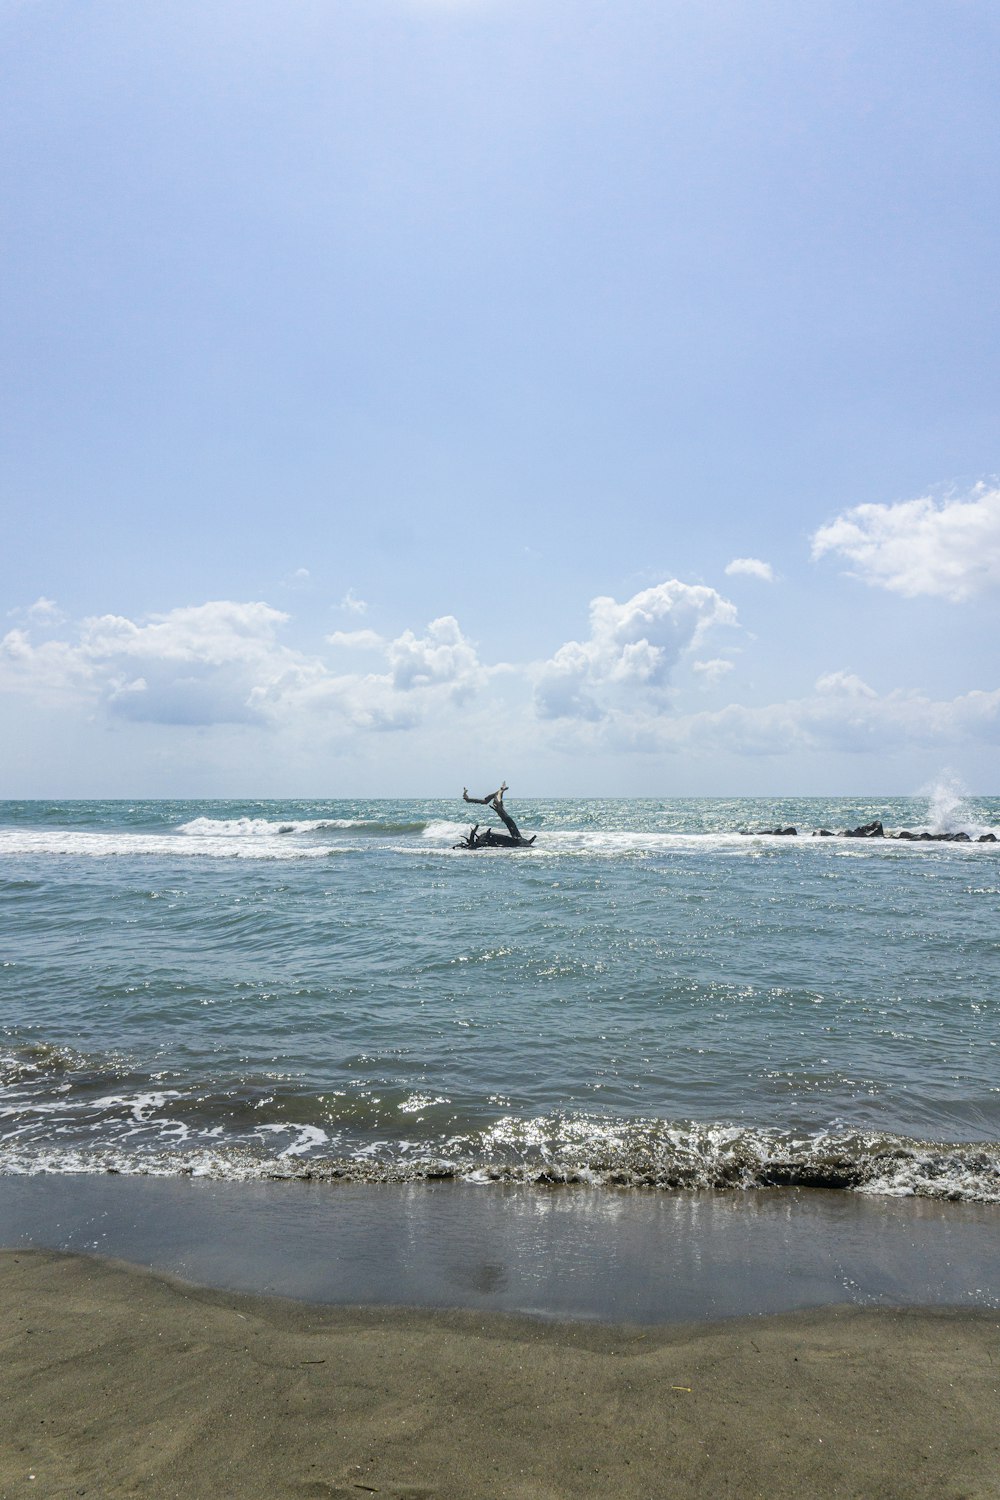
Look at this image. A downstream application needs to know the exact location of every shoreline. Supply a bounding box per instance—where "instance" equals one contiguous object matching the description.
[2,1172,998,1323]
[1,1248,998,1498]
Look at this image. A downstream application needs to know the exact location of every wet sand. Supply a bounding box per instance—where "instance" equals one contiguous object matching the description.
[1,1248,998,1500]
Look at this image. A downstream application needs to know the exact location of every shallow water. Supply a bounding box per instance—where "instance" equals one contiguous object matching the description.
[2,794,998,1200]
[3,1175,998,1321]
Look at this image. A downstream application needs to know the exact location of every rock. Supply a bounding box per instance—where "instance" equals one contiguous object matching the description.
[743,821,996,843]
[741,827,797,836]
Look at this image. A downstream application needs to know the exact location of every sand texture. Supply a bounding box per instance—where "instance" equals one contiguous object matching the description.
[1,1250,998,1499]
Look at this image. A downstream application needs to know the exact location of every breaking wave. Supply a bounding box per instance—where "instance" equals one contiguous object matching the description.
[2,1046,997,1203]
[0,814,430,860]
[2,1126,996,1203]
[176,816,430,836]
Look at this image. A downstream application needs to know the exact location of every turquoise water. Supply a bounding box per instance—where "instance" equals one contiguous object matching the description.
[2,793,998,1200]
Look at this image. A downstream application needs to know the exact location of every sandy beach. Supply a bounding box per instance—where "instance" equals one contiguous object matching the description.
[2,1249,998,1499]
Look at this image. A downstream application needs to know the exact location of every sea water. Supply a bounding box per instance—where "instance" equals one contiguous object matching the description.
[1,793,998,1201]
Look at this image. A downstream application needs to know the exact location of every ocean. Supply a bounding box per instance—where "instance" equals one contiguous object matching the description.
[2,790,998,1203]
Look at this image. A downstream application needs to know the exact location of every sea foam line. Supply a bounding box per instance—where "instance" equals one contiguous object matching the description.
[2,1124,997,1202]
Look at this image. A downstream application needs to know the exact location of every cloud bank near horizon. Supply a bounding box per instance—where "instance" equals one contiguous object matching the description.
[3,563,998,766]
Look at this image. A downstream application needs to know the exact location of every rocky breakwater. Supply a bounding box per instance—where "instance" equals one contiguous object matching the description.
[742,819,998,842]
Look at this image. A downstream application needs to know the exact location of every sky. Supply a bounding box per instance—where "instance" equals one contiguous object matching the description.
[2,0,999,797]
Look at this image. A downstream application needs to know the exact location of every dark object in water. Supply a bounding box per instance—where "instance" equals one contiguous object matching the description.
[740,826,797,836]
[455,783,537,850]
[745,815,998,843]
[897,829,976,842]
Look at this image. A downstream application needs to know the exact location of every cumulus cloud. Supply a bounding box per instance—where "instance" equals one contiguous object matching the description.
[0,627,94,696]
[0,599,491,734]
[51,601,299,725]
[387,616,482,696]
[811,485,1000,601]
[535,580,737,720]
[81,600,290,666]
[725,558,774,583]
[255,616,489,732]
[340,589,368,614]
[4,582,998,768]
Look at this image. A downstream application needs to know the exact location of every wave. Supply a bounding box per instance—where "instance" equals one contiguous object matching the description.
[0,829,340,860]
[0,814,427,860]
[176,816,430,837]
[2,1127,996,1202]
[422,823,999,857]
[2,1051,997,1203]
[6,821,994,862]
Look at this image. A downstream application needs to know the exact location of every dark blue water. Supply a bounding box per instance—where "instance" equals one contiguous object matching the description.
[2,792,998,1200]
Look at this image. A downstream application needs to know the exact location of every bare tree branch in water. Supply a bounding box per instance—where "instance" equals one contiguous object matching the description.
[455,783,536,848]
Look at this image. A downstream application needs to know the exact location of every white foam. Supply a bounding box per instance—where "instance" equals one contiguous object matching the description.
[0,829,339,861]
[176,816,368,836]
[255,1123,330,1158]
[92,1090,181,1121]
[422,820,468,841]
[919,772,992,838]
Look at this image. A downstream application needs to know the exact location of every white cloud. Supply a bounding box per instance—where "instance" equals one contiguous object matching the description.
[92,601,302,725]
[811,484,1000,601]
[0,599,492,734]
[388,616,482,696]
[261,616,489,732]
[1,601,314,726]
[692,658,735,685]
[326,629,385,650]
[340,589,368,614]
[610,675,1000,757]
[6,597,67,626]
[81,600,290,665]
[28,596,67,624]
[0,627,94,696]
[535,580,737,720]
[724,557,774,583]
[4,583,998,770]
[814,670,877,698]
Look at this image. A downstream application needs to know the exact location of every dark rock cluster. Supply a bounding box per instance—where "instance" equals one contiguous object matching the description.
[742,819,997,842]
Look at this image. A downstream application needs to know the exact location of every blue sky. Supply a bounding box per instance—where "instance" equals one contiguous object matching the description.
[2,0,999,796]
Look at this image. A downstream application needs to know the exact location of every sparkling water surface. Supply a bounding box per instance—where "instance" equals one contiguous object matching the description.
[2,793,998,1200]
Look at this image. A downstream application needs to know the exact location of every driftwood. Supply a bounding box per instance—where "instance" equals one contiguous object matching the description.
[455,782,536,849]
